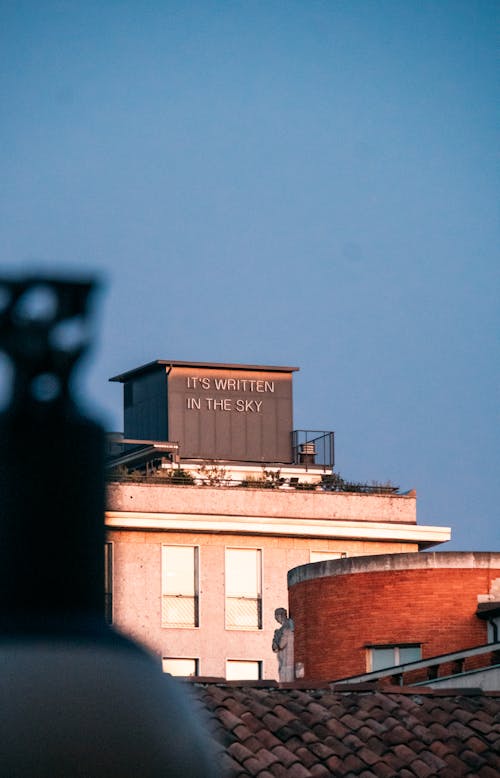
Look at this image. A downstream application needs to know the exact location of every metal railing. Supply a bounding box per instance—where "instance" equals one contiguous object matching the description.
[334,641,500,687]
[291,430,335,470]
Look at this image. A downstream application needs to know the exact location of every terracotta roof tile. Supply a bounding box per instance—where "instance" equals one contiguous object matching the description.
[308,741,336,760]
[407,739,426,754]
[429,740,452,759]
[268,764,294,778]
[284,763,312,778]
[300,730,319,744]
[384,724,413,746]
[242,735,265,753]
[465,734,491,755]
[308,764,331,777]
[343,752,366,772]
[293,746,319,769]
[415,748,448,773]
[270,745,301,768]
[369,762,398,777]
[240,757,263,774]
[324,754,344,773]
[471,716,497,734]
[483,753,500,771]
[479,767,500,778]
[428,721,452,740]
[311,723,330,740]
[322,736,350,758]
[256,729,282,750]
[324,716,350,738]
[262,712,285,733]
[283,735,308,754]
[405,758,436,778]
[273,724,298,741]
[187,683,500,777]
[383,750,408,773]
[358,745,383,767]
[218,708,244,732]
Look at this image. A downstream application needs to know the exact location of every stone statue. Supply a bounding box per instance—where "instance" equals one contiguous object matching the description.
[272,607,295,682]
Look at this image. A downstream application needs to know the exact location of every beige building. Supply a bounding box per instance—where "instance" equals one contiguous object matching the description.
[106,360,450,681]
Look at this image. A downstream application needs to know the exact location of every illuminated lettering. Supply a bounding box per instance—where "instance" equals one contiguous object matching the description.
[206,377,274,393]
[205,397,233,411]
[235,400,263,413]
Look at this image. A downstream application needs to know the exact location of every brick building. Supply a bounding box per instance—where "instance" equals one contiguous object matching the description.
[289,551,500,683]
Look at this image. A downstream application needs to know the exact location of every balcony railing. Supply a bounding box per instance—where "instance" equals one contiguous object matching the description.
[291,430,335,470]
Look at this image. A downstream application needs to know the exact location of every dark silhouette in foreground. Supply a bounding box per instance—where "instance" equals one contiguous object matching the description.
[0,277,216,777]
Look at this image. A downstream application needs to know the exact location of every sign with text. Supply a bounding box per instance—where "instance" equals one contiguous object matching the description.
[167,365,295,462]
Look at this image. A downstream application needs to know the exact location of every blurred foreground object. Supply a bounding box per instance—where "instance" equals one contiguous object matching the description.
[0,277,216,777]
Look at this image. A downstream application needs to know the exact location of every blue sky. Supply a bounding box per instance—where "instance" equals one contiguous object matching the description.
[1,1,498,550]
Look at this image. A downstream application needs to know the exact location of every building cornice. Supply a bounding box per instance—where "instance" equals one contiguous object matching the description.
[105,511,450,548]
[288,550,500,587]
[109,360,299,382]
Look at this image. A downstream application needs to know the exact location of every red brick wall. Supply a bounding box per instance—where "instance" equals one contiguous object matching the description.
[289,568,498,681]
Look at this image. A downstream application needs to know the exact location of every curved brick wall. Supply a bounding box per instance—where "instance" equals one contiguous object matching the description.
[288,552,500,681]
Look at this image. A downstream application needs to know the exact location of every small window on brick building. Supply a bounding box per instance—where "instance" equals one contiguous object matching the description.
[369,644,421,672]
[226,660,262,681]
[487,617,500,643]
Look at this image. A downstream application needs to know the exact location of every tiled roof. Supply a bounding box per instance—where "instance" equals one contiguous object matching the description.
[186,681,500,777]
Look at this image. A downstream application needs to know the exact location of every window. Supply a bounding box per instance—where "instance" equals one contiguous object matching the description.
[161,545,199,627]
[369,644,421,672]
[162,657,199,677]
[104,542,113,625]
[487,617,500,643]
[225,548,262,630]
[226,660,262,681]
[310,551,346,563]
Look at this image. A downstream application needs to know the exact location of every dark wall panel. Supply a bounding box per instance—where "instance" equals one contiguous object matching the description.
[123,370,168,441]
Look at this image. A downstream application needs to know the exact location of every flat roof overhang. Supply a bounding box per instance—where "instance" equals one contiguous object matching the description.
[105,511,450,549]
[109,360,300,383]
[476,602,500,619]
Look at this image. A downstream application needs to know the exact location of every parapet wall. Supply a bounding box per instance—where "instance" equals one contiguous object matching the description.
[107,482,417,523]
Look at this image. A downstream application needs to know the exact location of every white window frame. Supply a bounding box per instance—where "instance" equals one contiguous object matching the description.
[161,544,199,628]
[368,644,421,672]
[162,657,199,677]
[225,547,263,630]
[226,659,262,681]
